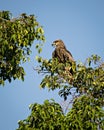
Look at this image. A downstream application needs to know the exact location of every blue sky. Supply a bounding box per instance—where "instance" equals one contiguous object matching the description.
[0,0,104,130]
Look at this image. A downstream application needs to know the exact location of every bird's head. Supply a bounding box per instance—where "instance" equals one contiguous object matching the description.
[52,39,65,48]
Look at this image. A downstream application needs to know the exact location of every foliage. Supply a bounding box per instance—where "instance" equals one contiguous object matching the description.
[67,95,104,130]
[1,10,103,130]
[0,11,45,85]
[36,55,104,103]
[17,99,69,130]
[17,55,104,130]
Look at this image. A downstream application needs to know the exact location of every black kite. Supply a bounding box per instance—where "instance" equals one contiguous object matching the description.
[52,39,74,63]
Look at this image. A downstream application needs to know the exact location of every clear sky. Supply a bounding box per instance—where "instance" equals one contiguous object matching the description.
[0,0,104,130]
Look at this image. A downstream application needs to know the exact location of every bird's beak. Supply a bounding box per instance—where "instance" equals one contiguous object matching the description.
[52,42,56,47]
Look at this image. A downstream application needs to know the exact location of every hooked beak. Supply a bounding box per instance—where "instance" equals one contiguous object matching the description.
[51,42,56,47]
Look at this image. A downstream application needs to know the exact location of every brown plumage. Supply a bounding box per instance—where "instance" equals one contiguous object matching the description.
[52,39,75,77]
[52,39,74,63]
[52,40,75,100]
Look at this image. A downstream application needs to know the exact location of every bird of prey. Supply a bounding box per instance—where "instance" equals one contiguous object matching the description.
[52,39,74,63]
[52,40,75,100]
[52,39,75,77]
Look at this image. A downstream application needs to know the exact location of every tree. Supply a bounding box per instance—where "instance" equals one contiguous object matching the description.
[17,99,67,130]
[17,55,104,130]
[1,11,103,130]
[0,11,45,85]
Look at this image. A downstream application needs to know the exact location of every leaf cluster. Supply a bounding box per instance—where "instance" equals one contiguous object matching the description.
[35,57,75,90]
[67,95,104,130]
[17,99,68,130]
[0,11,45,85]
[36,55,104,104]
[17,98,104,130]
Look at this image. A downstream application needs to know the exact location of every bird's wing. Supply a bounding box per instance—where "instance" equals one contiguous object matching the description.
[66,50,73,57]
[62,48,74,62]
[52,47,74,62]
[52,50,56,58]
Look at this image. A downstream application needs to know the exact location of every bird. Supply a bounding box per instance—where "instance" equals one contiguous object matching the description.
[52,39,76,76]
[52,39,74,63]
[52,39,75,100]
